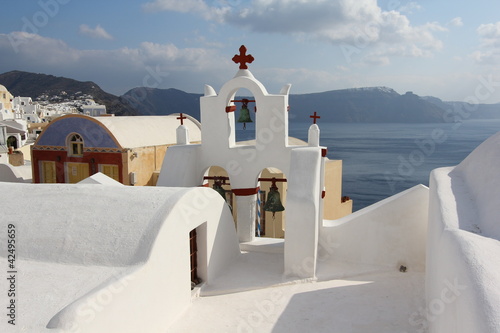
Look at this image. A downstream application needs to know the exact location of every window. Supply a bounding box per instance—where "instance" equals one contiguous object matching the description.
[68,133,84,157]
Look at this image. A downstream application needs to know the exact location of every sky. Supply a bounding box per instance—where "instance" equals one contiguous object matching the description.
[1,0,500,103]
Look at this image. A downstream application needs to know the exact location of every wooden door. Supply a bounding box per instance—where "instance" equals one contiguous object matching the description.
[189,229,200,288]
[67,162,89,183]
[100,164,120,182]
[41,161,56,183]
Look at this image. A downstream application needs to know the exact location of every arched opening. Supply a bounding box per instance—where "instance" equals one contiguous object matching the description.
[7,136,17,149]
[202,166,235,223]
[257,168,287,238]
[232,88,257,144]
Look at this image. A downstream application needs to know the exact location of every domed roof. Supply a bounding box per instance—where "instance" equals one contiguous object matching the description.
[0,84,7,91]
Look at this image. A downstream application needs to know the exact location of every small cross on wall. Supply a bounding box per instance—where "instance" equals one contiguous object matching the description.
[177,113,187,125]
[232,45,254,70]
[310,111,320,124]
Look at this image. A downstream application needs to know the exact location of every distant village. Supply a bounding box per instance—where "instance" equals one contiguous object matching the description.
[0,84,106,150]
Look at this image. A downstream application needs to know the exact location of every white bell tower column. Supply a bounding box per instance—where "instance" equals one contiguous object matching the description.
[233,188,258,242]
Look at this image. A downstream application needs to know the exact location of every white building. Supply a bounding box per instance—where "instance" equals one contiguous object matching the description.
[82,103,107,117]
[0,119,28,149]
[0,46,498,333]
[12,96,42,123]
[0,182,240,332]
[0,125,8,164]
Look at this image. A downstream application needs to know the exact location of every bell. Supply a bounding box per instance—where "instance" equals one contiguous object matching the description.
[237,99,253,129]
[213,180,233,212]
[213,181,227,200]
[264,183,285,218]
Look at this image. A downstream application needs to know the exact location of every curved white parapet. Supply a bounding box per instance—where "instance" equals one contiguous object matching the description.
[451,131,500,240]
[426,131,500,333]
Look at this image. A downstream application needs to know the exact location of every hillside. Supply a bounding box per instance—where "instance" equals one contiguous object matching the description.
[422,96,500,120]
[123,86,449,123]
[122,87,202,119]
[288,88,445,123]
[123,86,500,123]
[0,71,137,116]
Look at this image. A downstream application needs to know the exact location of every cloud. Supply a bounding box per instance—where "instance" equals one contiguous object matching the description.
[79,24,113,40]
[0,32,231,94]
[143,0,207,13]
[143,0,445,64]
[397,2,422,14]
[142,0,229,22]
[471,22,500,64]
[477,22,500,48]
[0,31,364,97]
[448,17,463,27]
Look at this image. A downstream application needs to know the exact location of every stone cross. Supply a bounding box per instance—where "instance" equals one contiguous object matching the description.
[310,111,320,124]
[177,113,187,125]
[232,45,254,69]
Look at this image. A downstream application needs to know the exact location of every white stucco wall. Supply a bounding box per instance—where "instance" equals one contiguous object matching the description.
[0,162,32,183]
[0,183,240,332]
[321,184,428,272]
[426,132,500,333]
[284,147,323,278]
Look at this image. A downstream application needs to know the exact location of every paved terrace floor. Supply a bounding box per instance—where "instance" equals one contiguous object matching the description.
[169,238,426,333]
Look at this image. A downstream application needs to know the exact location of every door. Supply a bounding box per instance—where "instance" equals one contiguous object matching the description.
[189,228,200,288]
[7,136,18,149]
[67,162,89,183]
[41,161,56,183]
[100,164,120,182]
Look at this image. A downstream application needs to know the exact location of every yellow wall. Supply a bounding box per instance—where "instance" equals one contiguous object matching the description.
[124,140,201,186]
[124,145,172,186]
[323,159,353,220]
[0,87,13,110]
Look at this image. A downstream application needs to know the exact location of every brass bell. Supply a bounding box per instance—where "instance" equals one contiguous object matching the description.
[264,182,285,219]
[213,179,233,212]
[237,99,253,129]
[213,181,227,199]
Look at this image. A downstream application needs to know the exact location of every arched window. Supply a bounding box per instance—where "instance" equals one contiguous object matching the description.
[68,133,84,157]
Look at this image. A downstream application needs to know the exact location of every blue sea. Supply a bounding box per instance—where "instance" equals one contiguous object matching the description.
[237,120,500,211]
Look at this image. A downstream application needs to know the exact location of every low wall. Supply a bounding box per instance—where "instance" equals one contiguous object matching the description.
[0,162,31,183]
[321,184,428,272]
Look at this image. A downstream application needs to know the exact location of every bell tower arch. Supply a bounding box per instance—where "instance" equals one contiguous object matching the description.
[158,45,330,279]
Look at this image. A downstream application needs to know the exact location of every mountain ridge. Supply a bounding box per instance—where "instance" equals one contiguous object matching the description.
[2,70,499,122]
